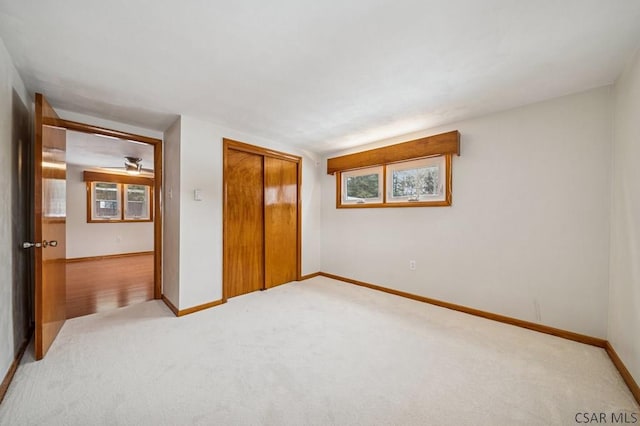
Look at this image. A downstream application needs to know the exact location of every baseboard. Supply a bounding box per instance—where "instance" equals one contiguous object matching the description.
[299,272,321,281]
[161,295,225,317]
[178,299,225,316]
[161,295,179,316]
[0,326,33,404]
[66,251,154,263]
[605,342,640,405]
[318,272,607,348]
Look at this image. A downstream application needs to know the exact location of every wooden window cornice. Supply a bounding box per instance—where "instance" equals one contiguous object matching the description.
[326,130,460,175]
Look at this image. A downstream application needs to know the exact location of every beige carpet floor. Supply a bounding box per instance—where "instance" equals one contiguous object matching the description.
[0,276,637,425]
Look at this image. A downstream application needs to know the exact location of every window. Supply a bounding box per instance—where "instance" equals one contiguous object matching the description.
[328,130,459,208]
[336,155,450,207]
[85,171,154,223]
[92,182,121,220]
[341,166,383,205]
[387,156,446,203]
[124,184,150,220]
[89,181,152,222]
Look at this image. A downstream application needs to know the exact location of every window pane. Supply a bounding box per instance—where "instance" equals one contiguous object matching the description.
[125,184,150,220]
[346,174,379,199]
[341,166,383,204]
[392,166,439,198]
[93,182,120,219]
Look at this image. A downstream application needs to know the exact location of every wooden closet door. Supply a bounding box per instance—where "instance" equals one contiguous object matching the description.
[264,157,298,288]
[224,149,264,298]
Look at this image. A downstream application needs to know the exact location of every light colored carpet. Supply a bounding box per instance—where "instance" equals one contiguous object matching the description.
[0,276,637,425]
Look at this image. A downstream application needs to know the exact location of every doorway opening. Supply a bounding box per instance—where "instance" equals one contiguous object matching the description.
[64,130,157,318]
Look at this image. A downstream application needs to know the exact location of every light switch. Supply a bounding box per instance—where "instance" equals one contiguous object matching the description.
[194,189,203,201]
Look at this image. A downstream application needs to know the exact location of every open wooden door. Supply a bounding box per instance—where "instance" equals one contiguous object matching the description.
[11,90,33,357]
[33,93,67,360]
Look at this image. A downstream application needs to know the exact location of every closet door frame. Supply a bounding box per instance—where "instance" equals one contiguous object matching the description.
[222,138,302,301]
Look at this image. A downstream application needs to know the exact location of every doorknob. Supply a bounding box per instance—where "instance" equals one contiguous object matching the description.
[22,240,57,249]
[22,242,42,249]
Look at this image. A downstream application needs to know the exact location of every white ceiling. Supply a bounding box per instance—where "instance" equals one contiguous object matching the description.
[66,130,154,171]
[2,1,640,153]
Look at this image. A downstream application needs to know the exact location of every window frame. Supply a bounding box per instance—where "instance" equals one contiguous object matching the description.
[87,180,154,223]
[336,153,452,208]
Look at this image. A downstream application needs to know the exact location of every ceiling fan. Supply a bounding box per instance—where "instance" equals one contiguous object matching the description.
[103,156,153,175]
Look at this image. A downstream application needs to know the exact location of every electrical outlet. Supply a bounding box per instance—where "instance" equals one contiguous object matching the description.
[409,260,416,270]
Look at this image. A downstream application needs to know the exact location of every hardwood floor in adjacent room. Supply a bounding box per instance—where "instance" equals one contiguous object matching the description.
[65,252,154,319]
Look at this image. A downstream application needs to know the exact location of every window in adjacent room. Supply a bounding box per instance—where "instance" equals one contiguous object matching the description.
[86,176,153,223]
[92,182,121,220]
[124,184,150,220]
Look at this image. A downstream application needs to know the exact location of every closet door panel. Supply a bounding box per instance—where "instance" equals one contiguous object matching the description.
[225,149,264,298]
[264,157,298,288]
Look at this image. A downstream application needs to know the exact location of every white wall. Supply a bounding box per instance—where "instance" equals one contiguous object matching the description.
[163,115,322,310]
[162,118,181,307]
[609,48,640,384]
[0,37,29,384]
[65,164,153,258]
[321,87,612,338]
